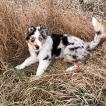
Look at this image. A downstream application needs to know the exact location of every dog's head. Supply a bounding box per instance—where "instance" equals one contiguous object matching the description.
[26,26,48,51]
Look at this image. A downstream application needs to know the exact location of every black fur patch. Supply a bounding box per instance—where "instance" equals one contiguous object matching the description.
[43,55,49,60]
[81,46,84,48]
[53,48,61,56]
[86,45,90,50]
[72,55,78,59]
[69,43,74,45]
[62,36,69,46]
[51,34,63,56]
[69,46,81,51]
[36,51,39,55]
[96,31,101,35]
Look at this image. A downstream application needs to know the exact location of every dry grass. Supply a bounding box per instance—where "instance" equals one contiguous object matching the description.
[0,50,106,106]
[0,0,106,106]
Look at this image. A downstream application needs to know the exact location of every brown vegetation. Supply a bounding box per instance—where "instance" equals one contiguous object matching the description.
[0,0,106,105]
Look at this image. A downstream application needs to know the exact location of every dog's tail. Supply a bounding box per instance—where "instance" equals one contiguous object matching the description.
[87,17,105,50]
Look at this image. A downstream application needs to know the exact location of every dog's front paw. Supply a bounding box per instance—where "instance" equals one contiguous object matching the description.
[15,65,25,70]
[30,75,41,82]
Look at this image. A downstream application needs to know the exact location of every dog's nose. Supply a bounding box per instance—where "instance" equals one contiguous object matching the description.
[35,45,39,50]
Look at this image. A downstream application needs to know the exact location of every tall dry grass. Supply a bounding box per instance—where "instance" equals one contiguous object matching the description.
[0,0,105,61]
[0,0,106,106]
[0,0,50,62]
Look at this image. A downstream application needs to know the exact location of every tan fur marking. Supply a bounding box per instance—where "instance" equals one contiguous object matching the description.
[26,40,36,49]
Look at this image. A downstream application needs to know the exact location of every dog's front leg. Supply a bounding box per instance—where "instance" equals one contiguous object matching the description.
[29,60,51,81]
[15,56,38,70]
[36,60,50,76]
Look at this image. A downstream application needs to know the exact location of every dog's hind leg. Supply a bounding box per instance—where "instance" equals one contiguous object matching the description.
[66,62,83,72]
[66,64,78,72]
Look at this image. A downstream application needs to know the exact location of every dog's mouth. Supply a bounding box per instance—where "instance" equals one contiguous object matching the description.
[33,48,40,52]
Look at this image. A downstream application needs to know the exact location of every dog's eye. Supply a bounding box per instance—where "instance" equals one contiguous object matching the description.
[31,38,35,42]
[39,36,43,41]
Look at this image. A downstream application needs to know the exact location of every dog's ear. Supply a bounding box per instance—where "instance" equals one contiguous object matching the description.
[40,28,49,37]
[25,26,36,40]
[27,26,36,34]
